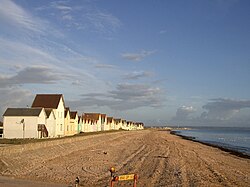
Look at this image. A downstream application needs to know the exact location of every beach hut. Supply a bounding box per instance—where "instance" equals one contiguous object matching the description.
[3,108,47,139]
[31,94,65,137]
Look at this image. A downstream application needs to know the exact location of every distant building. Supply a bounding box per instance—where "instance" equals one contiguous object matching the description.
[83,113,102,132]
[107,117,115,130]
[70,111,78,135]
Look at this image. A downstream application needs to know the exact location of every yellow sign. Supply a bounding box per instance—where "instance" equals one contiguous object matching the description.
[118,174,135,181]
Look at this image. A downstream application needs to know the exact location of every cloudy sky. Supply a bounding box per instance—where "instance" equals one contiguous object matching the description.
[0,0,250,127]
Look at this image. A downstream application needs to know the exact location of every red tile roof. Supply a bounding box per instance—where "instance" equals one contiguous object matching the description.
[31,94,64,109]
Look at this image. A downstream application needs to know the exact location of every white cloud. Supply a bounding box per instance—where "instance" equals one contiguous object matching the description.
[68,83,165,111]
[0,0,46,33]
[0,88,32,118]
[121,50,156,62]
[170,98,250,127]
[0,66,61,88]
[201,98,250,120]
[123,71,152,80]
[94,63,116,69]
[172,105,196,121]
[36,1,121,34]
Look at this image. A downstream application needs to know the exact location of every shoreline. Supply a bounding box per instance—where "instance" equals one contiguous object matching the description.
[170,130,250,159]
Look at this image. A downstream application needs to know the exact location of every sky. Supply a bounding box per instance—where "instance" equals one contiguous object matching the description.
[0,0,250,127]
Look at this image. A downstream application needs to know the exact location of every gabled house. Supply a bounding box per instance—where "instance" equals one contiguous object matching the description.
[101,114,107,131]
[121,119,127,130]
[82,114,91,132]
[83,113,101,132]
[114,119,122,130]
[3,108,47,139]
[70,111,78,135]
[45,109,56,137]
[135,122,144,130]
[126,121,133,131]
[64,107,71,136]
[107,117,115,130]
[31,94,65,137]
[77,116,83,133]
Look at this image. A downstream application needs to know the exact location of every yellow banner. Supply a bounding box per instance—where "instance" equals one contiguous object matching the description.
[118,174,135,181]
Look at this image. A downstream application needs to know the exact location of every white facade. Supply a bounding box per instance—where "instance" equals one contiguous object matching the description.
[46,110,56,137]
[54,97,65,137]
[3,108,46,139]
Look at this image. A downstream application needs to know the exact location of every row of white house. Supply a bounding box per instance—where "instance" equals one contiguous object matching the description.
[2,94,144,139]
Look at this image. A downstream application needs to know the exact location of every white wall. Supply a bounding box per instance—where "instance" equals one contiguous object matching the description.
[54,97,65,137]
[46,112,56,138]
[3,111,46,139]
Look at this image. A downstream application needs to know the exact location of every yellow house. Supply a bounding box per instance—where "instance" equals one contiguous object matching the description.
[64,107,71,136]
[70,111,78,135]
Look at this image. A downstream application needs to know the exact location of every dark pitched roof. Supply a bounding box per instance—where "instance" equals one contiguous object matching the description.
[70,111,77,119]
[114,118,121,122]
[31,94,64,109]
[65,107,70,117]
[3,108,43,117]
[45,108,53,117]
[107,117,113,123]
[83,113,100,120]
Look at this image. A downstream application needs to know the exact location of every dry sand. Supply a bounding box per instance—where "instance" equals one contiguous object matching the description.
[0,129,249,187]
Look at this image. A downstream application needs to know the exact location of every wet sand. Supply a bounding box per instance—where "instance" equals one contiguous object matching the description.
[0,129,249,186]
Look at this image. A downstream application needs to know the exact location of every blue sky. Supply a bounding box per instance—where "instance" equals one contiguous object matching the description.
[0,0,250,126]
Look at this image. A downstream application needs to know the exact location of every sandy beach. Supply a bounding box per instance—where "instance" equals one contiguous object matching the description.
[0,129,249,187]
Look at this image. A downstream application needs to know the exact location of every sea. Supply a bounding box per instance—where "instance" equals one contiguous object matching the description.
[171,126,250,157]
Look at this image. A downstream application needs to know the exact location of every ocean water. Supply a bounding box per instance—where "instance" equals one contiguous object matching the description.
[172,127,250,156]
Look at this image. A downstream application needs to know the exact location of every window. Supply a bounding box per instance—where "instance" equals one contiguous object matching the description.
[60,124,63,131]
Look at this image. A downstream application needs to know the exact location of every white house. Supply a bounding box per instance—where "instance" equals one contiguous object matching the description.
[101,114,107,131]
[45,109,56,137]
[31,94,65,137]
[114,119,122,130]
[83,113,102,132]
[107,117,115,130]
[3,108,47,139]
[121,120,127,130]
